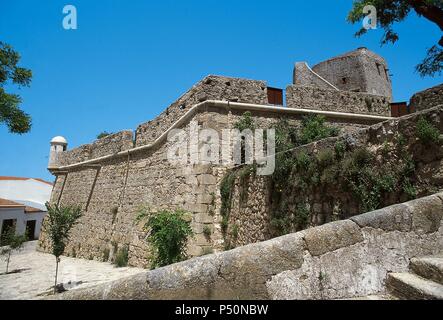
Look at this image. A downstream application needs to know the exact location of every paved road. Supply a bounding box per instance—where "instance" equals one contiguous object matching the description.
[0,241,145,300]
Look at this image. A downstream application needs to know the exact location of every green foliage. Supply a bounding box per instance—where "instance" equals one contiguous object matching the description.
[334,141,346,160]
[0,228,27,273]
[137,208,193,268]
[294,203,310,229]
[416,45,443,77]
[275,117,298,153]
[299,115,339,145]
[347,0,443,77]
[403,179,417,200]
[234,111,255,132]
[416,116,440,144]
[220,171,236,219]
[317,149,335,168]
[221,116,341,239]
[114,246,129,267]
[45,203,82,292]
[45,203,82,258]
[231,224,239,240]
[0,42,33,134]
[0,228,27,250]
[97,131,113,139]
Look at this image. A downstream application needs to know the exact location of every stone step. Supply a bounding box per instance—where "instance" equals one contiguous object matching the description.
[410,254,443,285]
[387,273,443,300]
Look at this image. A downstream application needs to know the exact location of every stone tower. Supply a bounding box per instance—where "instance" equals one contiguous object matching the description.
[294,47,393,101]
[312,47,393,100]
[48,136,67,169]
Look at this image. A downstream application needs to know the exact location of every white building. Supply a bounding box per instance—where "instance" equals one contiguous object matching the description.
[0,198,47,240]
[0,177,53,240]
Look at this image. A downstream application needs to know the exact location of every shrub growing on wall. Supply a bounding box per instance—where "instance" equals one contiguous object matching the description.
[137,208,193,268]
[114,246,129,268]
[416,116,441,144]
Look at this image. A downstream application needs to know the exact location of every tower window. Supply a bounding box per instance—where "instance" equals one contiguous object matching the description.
[375,62,381,76]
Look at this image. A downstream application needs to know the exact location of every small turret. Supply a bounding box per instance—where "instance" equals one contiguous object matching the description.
[48,136,67,169]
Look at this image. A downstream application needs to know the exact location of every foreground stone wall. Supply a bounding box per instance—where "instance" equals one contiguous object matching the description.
[286,85,391,116]
[409,83,443,112]
[226,105,443,247]
[135,75,268,147]
[51,192,443,300]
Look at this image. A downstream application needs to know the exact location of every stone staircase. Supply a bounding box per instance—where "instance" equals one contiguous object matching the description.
[387,254,443,300]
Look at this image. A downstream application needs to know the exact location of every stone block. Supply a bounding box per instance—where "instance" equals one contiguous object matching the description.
[350,203,412,232]
[196,194,214,204]
[304,220,364,257]
[198,174,217,185]
[194,213,213,224]
[192,164,213,175]
[409,194,443,235]
[184,203,208,213]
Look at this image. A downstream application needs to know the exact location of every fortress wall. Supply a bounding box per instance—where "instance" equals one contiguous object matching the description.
[56,130,134,167]
[312,55,367,93]
[311,49,392,100]
[226,106,443,247]
[286,85,391,116]
[135,75,269,147]
[410,83,443,112]
[293,62,337,90]
[40,106,375,267]
[52,192,443,300]
[40,112,231,267]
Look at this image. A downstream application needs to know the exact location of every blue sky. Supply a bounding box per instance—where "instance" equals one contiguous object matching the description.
[1,0,442,182]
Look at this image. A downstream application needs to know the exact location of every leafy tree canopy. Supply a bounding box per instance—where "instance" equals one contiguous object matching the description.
[0,42,33,134]
[348,0,443,77]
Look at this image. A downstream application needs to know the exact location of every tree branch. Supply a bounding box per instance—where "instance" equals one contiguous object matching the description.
[407,0,443,45]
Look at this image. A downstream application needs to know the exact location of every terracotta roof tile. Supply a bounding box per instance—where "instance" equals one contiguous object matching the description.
[0,176,53,186]
[0,198,45,214]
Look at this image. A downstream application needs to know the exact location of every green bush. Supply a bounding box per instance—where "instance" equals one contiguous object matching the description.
[114,246,128,267]
[138,209,193,268]
[0,228,27,274]
[334,141,346,159]
[231,224,239,240]
[234,111,255,132]
[417,116,440,144]
[294,203,310,230]
[299,115,339,145]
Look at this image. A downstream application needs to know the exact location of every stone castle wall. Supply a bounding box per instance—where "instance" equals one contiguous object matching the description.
[286,85,391,116]
[293,62,338,90]
[135,75,268,147]
[226,106,443,247]
[311,48,392,100]
[40,100,382,267]
[56,130,134,167]
[51,192,443,300]
[409,83,443,112]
